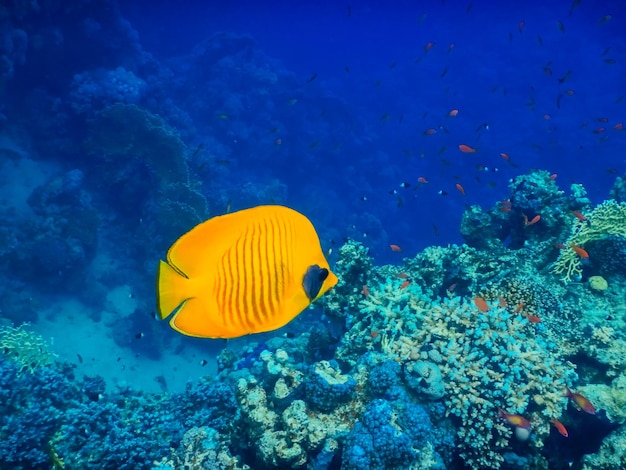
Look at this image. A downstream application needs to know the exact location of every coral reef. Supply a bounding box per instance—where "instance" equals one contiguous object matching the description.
[0,323,57,373]
[552,200,626,282]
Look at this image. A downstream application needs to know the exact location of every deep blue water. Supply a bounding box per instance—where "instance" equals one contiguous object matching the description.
[0,0,625,469]
[117,0,626,261]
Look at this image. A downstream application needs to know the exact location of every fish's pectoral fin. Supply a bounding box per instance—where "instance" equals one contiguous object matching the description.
[302,264,329,301]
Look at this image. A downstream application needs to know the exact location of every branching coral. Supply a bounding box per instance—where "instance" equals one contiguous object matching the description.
[414,296,577,469]
[552,200,626,282]
[0,324,57,373]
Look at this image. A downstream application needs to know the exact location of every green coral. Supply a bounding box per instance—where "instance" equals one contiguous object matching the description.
[0,323,58,373]
[552,200,626,282]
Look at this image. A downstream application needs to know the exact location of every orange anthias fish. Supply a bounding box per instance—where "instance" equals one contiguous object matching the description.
[400,280,411,289]
[566,387,596,414]
[550,419,569,437]
[498,408,531,429]
[456,183,466,196]
[156,205,338,338]
[447,109,459,117]
[524,313,541,323]
[571,210,587,221]
[572,245,589,259]
[362,285,370,298]
[390,244,403,252]
[417,176,429,184]
[458,144,477,153]
[473,296,489,312]
[523,214,541,226]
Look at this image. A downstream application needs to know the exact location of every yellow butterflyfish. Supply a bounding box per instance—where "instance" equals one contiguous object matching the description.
[156,205,337,338]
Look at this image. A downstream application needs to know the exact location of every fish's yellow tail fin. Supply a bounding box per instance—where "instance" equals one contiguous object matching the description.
[156,260,190,320]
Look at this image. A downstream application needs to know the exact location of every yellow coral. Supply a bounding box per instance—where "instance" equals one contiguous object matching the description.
[588,275,608,291]
[552,200,626,282]
[0,323,57,373]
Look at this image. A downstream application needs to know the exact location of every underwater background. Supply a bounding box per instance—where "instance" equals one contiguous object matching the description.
[1,0,625,468]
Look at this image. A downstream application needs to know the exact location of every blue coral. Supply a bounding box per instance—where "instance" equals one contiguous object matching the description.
[306,360,356,412]
[341,399,448,470]
[175,377,237,433]
[342,400,417,469]
[54,394,183,469]
[367,360,401,398]
[0,357,77,468]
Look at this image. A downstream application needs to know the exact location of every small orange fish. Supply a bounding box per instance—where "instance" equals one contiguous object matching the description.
[447,283,457,292]
[550,419,569,437]
[614,122,623,130]
[571,210,587,221]
[390,244,403,252]
[370,329,379,339]
[514,302,525,314]
[519,20,525,33]
[549,173,558,180]
[423,128,437,135]
[498,408,531,429]
[592,127,606,134]
[572,245,589,259]
[458,144,477,153]
[417,176,429,184]
[565,89,575,95]
[424,41,435,52]
[543,114,551,120]
[400,280,410,290]
[499,200,512,212]
[473,296,489,312]
[524,313,541,323]
[565,387,596,414]
[447,109,459,117]
[455,183,466,196]
[498,297,508,307]
[523,214,541,226]
[395,272,409,279]
[362,285,370,298]
[500,152,510,161]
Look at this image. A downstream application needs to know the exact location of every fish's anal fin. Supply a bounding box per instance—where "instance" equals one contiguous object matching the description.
[169,297,233,339]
